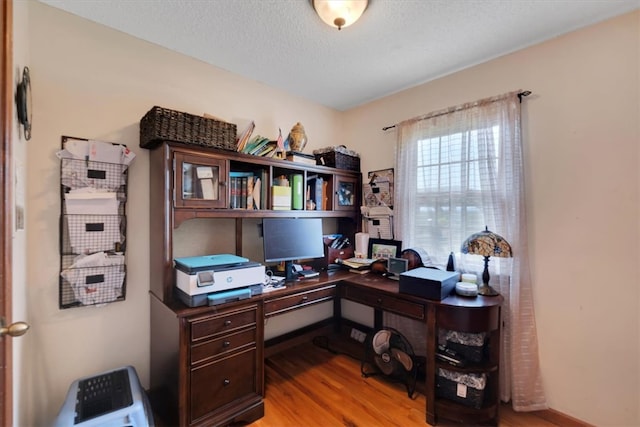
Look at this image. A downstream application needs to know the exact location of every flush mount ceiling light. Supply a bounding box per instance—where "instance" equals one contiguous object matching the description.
[313,0,369,30]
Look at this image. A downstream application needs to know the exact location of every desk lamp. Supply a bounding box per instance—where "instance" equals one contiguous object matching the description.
[461,226,512,296]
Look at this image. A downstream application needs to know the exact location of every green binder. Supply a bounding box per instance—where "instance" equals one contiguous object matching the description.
[291,174,304,210]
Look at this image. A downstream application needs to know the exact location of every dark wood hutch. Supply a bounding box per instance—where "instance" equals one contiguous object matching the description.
[146,141,502,426]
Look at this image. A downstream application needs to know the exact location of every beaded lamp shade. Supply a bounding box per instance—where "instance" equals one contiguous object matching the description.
[461,226,512,296]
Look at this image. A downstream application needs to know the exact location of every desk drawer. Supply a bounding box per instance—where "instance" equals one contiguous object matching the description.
[343,286,424,320]
[191,327,256,365]
[190,305,257,342]
[190,347,257,423]
[264,285,336,317]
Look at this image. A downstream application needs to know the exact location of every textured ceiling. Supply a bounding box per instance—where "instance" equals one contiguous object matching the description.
[39,0,639,111]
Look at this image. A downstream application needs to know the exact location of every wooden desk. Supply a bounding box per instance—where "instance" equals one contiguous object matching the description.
[149,270,502,426]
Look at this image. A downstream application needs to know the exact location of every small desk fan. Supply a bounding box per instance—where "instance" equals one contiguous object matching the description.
[361,327,418,398]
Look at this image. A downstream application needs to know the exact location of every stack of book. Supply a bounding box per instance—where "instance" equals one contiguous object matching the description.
[229,170,268,210]
[286,151,316,165]
[339,257,375,270]
[306,175,328,210]
[238,135,277,157]
[235,122,279,157]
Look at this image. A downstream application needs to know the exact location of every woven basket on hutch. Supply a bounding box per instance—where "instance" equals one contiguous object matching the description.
[313,145,361,171]
[139,106,237,150]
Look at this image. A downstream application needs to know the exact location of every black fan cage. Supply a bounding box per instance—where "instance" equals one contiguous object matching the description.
[361,326,419,399]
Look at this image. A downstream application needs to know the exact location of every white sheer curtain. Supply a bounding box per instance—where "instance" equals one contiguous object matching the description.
[395,91,547,411]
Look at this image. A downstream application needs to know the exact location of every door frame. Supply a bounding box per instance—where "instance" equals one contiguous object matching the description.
[1,0,13,425]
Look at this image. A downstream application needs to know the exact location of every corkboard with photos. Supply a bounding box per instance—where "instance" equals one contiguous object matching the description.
[364,168,394,208]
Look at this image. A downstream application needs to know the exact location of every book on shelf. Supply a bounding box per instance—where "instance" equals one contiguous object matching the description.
[322,180,328,210]
[259,169,268,209]
[246,176,254,210]
[252,178,261,209]
[307,175,325,210]
[240,177,247,208]
[236,121,255,153]
[256,143,276,157]
[286,151,316,165]
[229,177,239,208]
[248,137,271,155]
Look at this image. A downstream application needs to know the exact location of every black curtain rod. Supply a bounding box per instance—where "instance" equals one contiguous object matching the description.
[381,90,532,131]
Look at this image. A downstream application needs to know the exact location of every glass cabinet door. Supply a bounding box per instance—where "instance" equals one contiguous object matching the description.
[334,175,359,211]
[174,152,227,208]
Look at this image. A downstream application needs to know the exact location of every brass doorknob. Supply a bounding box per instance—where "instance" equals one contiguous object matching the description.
[0,318,30,338]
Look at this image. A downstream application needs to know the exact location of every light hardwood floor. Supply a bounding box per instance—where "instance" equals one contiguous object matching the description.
[251,340,589,427]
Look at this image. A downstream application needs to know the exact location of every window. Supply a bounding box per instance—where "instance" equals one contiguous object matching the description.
[394,91,547,409]
[412,125,502,271]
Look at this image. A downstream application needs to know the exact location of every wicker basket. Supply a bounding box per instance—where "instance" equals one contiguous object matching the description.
[436,369,486,409]
[139,106,237,150]
[446,340,485,363]
[445,330,486,363]
[313,146,361,171]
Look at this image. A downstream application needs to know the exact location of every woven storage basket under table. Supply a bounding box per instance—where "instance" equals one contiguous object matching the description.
[444,330,487,363]
[436,368,486,409]
[313,146,361,171]
[139,106,237,150]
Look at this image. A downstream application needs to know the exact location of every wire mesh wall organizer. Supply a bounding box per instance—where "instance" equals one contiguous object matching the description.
[58,136,132,309]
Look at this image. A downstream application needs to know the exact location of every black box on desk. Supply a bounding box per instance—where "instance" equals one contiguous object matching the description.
[399,267,458,300]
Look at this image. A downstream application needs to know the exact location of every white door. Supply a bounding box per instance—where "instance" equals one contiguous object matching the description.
[1,1,30,425]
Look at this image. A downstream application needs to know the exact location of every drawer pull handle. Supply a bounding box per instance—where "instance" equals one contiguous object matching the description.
[301,296,308,303]
[376,298,383,305]
[223,340,231,347]
[224,320,232,326]
[223,379,230,386]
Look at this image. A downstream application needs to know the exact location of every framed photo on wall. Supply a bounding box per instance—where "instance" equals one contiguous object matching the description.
[368,238,402,260]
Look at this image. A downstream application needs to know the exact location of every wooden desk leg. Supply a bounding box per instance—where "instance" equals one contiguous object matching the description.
[373,308,383,330]
[333,296,342,333]
[426,304,437,425]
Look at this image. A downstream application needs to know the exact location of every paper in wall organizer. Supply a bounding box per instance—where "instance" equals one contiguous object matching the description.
[65,215,123,254]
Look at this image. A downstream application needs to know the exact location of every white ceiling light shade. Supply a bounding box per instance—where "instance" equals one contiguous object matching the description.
[313,0,369,30]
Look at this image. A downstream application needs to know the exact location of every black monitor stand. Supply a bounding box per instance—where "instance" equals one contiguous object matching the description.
[284,260,297,282]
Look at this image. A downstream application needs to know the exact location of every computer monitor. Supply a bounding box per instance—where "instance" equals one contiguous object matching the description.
[387,257,409,280]
[262,218,325,281]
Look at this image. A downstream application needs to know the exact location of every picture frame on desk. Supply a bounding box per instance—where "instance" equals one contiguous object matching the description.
[368,238,402,260]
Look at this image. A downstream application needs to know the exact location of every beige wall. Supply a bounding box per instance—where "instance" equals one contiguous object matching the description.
[23,2,639,426]
[25,3,343,425]
[344,11,640,427]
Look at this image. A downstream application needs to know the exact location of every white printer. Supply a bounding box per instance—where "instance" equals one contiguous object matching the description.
[174,254,265,307]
